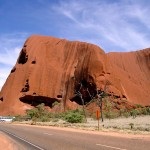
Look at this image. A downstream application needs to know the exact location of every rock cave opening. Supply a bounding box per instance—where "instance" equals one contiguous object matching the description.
[21,79,30,92]
[31,60,36,64]
[57,95,62,98]
[18,48,28,64]
[31,57,36,64]
[0,97,3,101]
[11,67,16,73]
[71,78,97,105]
[19,95,59,108]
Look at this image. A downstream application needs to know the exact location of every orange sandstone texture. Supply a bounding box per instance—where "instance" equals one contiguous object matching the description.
[0,35,150,115]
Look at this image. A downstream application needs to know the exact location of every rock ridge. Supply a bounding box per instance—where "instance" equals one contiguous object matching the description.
[0,35,149,115]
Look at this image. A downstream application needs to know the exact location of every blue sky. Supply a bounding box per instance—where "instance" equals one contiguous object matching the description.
[0,0,150,89]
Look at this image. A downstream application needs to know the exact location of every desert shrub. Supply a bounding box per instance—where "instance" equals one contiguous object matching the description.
[129,123,134,129]
[26,103,50,122]
[146,107,150,115]
[52,112,65,119]
[104,111,118,119]
[141,107,150,115]
[40,115,50,122]
[140,108,148,115]
[135,104,142,108]
[13,115,31,122]
[130,109,139,118]
[123,111,130,118]
[64,109,84,123]
[52,101,60,107]
[13,115,23,122]
[138,107,150,115]
[26,107,39,119]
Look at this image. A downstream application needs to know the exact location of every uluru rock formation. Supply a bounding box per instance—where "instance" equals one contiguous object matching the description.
[0,35,150,115]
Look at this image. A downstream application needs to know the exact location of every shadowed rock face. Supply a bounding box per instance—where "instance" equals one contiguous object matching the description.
[0,35,150,115]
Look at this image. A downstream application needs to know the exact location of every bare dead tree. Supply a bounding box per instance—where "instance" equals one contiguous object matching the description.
[96,82,108,122]
[75,81,96,122]
[75,90,87,122]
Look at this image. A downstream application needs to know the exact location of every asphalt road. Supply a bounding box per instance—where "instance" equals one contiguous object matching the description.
[0,123,150,150]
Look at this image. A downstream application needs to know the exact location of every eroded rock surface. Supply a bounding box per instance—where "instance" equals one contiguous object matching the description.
[0,35,150,115]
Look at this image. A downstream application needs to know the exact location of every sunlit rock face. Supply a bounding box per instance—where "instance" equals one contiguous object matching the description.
[0,35,150,115]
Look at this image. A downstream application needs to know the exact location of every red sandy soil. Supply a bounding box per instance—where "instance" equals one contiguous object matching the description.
[0,131,18,150]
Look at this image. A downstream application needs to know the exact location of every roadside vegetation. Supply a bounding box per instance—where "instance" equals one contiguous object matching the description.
[12,102,150,133]
[13,103,150,123]
[13,103,85,124]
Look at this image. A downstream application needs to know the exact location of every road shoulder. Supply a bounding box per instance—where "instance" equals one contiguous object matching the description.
[0,131,19,150]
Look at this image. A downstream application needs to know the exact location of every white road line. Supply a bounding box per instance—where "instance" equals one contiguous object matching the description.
[44,133,53,136]
[96,144,127,150]
[2,129,44,150]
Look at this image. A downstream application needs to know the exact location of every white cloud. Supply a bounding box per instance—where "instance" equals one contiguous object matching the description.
[0,0,150,90]
[0,47,20,66]
[0,67,11,90]
[52,0,150,51]
[0,33,29,90]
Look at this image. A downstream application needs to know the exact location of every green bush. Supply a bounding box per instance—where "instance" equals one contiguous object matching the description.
[140,108,148,115]
[141,107,150,115]
[26,108,38,119]
[40,115,50,122]
[130,109,139,118]
[64,109,84,123]
[132,105,150,116]
[26,103,50,122]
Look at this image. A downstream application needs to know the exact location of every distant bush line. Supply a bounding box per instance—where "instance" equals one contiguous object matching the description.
[13,103,150,123]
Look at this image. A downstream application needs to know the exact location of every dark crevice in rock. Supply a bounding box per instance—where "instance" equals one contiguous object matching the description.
[71,77,97,105]
[31,57,36,64]
[19,95,59,108]
[0,97,3,101]
[71,96,83,105]
[57,95,62,98]
[31,60,36,64]
[122,95,126,98]
[21,79,29,92]
[18,46,28,64]
[11,67,16,73]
